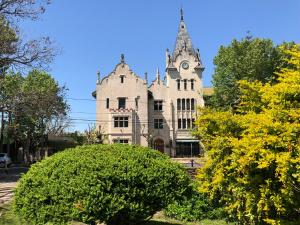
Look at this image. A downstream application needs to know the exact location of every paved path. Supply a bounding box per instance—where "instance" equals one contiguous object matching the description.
[0,182,17,206]
[0,166,28,207]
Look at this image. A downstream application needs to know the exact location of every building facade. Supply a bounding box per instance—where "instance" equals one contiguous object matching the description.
[95,10,205,157]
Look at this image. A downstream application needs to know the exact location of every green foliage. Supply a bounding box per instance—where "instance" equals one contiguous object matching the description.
[211,37,294,108]
[0,17,19,72]
[13,144,191,225]
[194,45,300,225]
[165,186,226,222]
[0,70,69,160]
[0,1,54,72]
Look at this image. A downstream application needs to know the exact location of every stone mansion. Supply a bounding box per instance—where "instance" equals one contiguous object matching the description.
[94,10,208,157]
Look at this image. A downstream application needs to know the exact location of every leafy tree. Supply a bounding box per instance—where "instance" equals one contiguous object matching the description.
[194,45,300,224]
[211,37,293,108]
[0,0,55,72]
[0,0,55,151]
[0,70,69,162]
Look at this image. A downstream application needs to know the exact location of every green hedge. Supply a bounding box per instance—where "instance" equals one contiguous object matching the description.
[165,185,227,222]
[13,144,191,225]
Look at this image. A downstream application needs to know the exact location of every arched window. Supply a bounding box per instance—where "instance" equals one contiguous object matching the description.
[182,99,186,110]
[177,98,181,110]
[186,99,190,110]
[184,79,187,90]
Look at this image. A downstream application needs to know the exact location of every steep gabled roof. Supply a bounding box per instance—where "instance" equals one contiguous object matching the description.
[172,8,197,60]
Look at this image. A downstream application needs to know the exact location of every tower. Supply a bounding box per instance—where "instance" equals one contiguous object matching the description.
[165,8,205,157]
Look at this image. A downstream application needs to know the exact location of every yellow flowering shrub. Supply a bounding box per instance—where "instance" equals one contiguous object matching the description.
[194,45,300,225]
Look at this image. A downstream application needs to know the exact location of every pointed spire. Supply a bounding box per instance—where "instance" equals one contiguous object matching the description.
[97,70,100,81]
[144,72,148,84]
[120,53,125,63]
[172,8,196,59]
[156,67,160,84]
[180,7,184,21]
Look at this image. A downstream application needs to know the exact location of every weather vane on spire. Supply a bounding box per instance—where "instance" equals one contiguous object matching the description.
[180,6,184,21]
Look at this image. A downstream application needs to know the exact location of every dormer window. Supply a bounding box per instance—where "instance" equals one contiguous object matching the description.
[120,75,125,83]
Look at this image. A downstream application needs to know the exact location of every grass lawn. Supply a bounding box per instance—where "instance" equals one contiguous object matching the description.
[0,203,234,225]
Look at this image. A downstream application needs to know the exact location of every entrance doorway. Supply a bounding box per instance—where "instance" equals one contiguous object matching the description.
[154,138,164,153]
[175,141,200,157]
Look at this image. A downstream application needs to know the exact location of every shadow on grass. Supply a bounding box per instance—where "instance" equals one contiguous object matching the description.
[144,221,181,225]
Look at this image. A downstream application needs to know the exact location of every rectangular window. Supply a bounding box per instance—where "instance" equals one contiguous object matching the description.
[186,99,190,110]
[191,79,194,90]
[120,75,125,83]
[114,117,129,128]
[178,118,182,129]
[182,119,187,129]
[184,79,187,90]
[177,99,181,110]
[187,118,191,129]
[154,100,163,111]
[113,139,129,144]
[177,79,180,90]
[191,99,196,110]
[182,99,186,110]
[191,98,195,110]
[118,98,126,109]
[154,118,163,129]
[106,98,109,109]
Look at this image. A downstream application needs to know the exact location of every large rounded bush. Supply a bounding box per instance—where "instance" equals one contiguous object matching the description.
[14,144,191,225]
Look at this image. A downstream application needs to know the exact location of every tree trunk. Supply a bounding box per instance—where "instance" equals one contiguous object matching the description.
[0,110,4,152]
[24,138,31,165]
[6,112,11,155]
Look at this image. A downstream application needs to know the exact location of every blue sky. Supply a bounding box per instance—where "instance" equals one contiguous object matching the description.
[20,0,300,131]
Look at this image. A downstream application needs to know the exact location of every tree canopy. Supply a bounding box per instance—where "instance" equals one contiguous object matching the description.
[0,70,69,161]
[194,45,300,224]
[210,37,293,108]
[0,0,55,73]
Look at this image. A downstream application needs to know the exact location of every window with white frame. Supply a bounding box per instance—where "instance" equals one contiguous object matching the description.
[154,118,163,129]
[114,116,129,128]
[113,139,129,144]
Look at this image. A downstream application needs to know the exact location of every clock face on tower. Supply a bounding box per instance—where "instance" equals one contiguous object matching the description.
[182,62,189,70]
